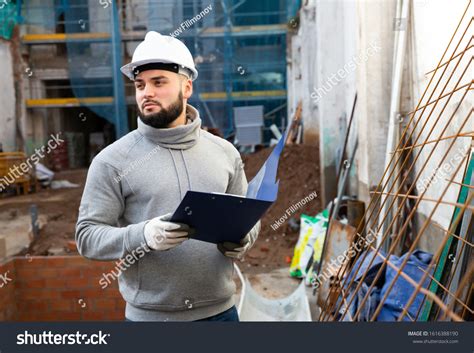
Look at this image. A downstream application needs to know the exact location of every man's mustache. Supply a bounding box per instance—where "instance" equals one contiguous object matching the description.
[142,100,163,109]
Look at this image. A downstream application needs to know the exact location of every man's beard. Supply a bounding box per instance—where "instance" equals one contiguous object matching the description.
[138,91,184,129]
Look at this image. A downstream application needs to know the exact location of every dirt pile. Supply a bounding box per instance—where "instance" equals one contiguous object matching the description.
[240,143,322,274]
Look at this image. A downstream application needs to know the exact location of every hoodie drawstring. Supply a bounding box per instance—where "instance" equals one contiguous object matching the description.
[181,150,192,192]
[168,149,182,199]
[168,149,193,199]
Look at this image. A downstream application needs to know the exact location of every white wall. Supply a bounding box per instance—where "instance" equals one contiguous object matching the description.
[409,0,473,229]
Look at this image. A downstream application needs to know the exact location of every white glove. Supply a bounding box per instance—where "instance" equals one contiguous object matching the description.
[144,213,192,251]
[217,221,261,259]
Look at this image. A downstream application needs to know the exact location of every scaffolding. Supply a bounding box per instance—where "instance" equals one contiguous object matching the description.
[18,0,300,141]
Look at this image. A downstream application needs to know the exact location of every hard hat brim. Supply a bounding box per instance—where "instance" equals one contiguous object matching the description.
[120,59,198,81]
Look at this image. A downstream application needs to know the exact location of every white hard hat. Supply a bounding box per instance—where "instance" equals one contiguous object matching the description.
[120,31,198,81]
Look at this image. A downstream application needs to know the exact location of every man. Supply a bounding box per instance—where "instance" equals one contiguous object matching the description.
[75,32,260,322]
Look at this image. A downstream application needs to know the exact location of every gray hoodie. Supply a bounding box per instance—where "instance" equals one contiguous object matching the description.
[75,104,259,321]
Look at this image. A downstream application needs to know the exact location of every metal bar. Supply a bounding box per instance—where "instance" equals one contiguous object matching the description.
[334,93,357,189]
[431,222,474,248]
[391,131,473,153]
[447,180,474,189]
[369,191,474,211]
[424,44,474,75]
[406,81,472,116]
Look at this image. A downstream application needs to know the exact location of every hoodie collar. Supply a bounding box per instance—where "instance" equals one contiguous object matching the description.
[137,104,201,150]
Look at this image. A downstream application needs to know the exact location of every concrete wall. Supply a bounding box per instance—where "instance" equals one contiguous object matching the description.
[287,3,318,145]
[354,0,396,202]
[288,0,361,207]
[0,40,17,152]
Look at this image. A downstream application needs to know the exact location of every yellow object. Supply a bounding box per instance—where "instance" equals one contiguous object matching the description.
[0,152,33,195]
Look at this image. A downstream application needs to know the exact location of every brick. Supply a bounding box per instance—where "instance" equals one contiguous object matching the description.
[37,269,60,279]
[41,312,82,321]
[20,300,48,312]
[88,276,106,288]
[63,257,91,267]
[4,306,18,321]
[66,277,90,289]
[17,278,46,289]
[61,312,83,320]
[13,260,29,272]
[82,267,110,278]
[0,292,14,308]
[50,299,73,311]
[17,289,60,301]
[44,278,68,288]
[76,299,89,310]
[61,290,82,299]
[82,289,105,298]
[82,311,107,321]
[43,257,67,267]
[18,312,41,321]
[59,268,82,277]
[115,298,126,310]
[106,311,125,321]
[94,298,116,311]
[101,283,122,299]
[15,268,37,280]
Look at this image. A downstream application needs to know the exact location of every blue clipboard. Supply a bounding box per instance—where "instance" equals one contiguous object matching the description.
[171,126,289,244]
[170,191,273,244]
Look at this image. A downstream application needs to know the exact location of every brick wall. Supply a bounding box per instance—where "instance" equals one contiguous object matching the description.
[0,259,17,320]
[0,256,125,321]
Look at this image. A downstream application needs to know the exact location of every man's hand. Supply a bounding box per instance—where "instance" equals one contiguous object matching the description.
[217,221,261,259]
[144,213,193,251]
